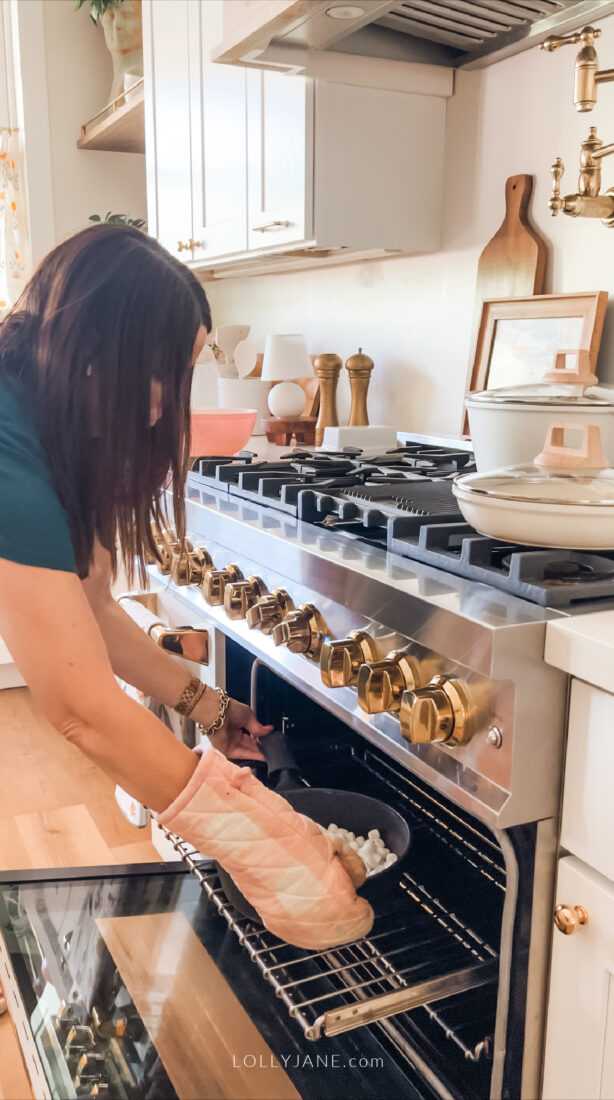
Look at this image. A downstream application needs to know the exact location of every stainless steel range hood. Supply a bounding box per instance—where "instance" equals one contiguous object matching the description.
[213,0,614,81]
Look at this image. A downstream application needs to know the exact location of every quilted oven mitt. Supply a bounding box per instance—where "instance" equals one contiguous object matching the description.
[158,744,374,949]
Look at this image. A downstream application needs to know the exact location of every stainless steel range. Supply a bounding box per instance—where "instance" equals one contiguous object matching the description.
[1,438,587,1100]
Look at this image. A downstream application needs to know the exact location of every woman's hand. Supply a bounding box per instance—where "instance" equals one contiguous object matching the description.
[205,697,273,761]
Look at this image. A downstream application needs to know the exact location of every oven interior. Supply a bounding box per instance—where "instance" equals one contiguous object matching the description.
[211,639,508,1100]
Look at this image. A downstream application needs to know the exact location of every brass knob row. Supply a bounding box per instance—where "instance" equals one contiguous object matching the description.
[177,238,203,252]
[149,526,328,659]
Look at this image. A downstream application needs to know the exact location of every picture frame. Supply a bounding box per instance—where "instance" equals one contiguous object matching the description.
[463,291,608,435]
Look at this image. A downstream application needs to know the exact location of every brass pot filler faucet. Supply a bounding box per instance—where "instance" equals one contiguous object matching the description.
[541,26,614,227]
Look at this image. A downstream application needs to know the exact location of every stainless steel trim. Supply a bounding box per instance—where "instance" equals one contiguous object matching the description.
[454,482,614,508]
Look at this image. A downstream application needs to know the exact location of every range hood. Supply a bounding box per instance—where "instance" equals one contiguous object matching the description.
[213,0,614,84]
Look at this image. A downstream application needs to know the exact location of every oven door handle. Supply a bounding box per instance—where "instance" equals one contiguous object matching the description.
[118,596,209,665]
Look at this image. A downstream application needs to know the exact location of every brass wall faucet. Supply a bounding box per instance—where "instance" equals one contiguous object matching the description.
[549,126,614,226]
[541,26,614,112]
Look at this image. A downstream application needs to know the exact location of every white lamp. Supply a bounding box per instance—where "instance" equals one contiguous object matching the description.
[261,334,312,418]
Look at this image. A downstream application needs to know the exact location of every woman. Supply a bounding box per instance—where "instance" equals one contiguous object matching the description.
[0,225,372,949]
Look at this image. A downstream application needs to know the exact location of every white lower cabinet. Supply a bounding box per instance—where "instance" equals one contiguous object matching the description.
[543,855,614,1100]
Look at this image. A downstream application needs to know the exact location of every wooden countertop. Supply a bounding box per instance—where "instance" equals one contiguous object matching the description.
[0,686,161,1099]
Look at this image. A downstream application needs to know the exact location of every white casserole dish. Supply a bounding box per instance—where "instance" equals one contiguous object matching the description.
[465,350,614,471]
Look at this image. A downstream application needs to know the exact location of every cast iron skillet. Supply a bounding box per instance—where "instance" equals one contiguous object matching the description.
[216,730,411,923]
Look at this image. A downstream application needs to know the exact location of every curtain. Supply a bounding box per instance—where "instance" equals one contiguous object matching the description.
[0,127,27,317]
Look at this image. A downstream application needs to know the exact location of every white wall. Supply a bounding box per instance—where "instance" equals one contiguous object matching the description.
[18,0,145,263]
[205,12,614,437]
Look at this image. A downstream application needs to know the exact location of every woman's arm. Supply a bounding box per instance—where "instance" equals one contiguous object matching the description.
[0,557,197,812]
[82,542,269,758]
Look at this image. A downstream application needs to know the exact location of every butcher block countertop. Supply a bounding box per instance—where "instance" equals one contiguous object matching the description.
[0,686,161,1100]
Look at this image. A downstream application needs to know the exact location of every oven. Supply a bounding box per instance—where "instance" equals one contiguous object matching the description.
[0,462,570,1100]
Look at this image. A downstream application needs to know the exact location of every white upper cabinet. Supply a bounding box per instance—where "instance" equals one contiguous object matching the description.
[142,0,193,261]
[143,0,448,268]
[189,1,247,262]
[246,70,312,251]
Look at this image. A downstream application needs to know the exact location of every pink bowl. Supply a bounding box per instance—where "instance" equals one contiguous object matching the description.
[190,407,257,457]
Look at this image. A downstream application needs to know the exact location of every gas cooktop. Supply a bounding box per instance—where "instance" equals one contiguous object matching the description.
[189,442,614,608]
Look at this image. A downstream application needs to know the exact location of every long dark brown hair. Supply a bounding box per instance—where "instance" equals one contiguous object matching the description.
[0,224,210,580]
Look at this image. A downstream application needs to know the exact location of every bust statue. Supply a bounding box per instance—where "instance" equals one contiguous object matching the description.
[101,0,143,102]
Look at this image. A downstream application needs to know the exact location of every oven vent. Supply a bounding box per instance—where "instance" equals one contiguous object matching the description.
[377,1,569,53]
[160,825,498,1048]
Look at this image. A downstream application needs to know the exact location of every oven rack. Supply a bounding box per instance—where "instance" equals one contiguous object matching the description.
[159,826,498,1052]
[360,749,506,893]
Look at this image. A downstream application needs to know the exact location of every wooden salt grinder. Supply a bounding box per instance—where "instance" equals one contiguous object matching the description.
[314,353,342,446]
[345,348,374,427]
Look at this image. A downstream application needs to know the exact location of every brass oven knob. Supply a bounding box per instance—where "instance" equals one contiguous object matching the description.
[224,576,268,619]
[157,536,192,576]
[320,630,379,688]
[202,564,243,606]
[554,904,589,935]
[400,676,474,747]
[246,590,294,633]
[171,546,213,586]
[272,604,328,658]
[357,651,424,713]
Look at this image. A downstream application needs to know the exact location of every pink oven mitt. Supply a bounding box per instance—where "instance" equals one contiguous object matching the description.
[158,744,374,949]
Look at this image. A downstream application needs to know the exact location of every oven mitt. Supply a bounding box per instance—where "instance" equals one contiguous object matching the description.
[158,744,374,949]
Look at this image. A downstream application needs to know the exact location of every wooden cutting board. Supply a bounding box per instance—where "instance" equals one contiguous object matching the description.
[463,173,548,433]
[474,173,547,301]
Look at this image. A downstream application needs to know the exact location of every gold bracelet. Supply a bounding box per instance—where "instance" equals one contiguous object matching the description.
[200,689,231,737]
[175,676,206,717]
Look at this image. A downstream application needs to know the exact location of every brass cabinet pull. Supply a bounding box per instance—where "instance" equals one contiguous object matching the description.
[252,220,291,232]
[554,904,589,935]
[177,238,203,252]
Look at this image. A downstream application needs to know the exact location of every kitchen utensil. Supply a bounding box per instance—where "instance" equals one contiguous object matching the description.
[314,353,342,446]
[234,339,258,379]
[261,416,317,447]
[453,422,614,549]
[190,408,257,457]
[466,349,614,471]
[217,378,271,435]
[215,325,250,373]
[345,348,374,427]
[216,730,411,922]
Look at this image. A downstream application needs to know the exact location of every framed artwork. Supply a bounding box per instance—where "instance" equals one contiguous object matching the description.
[463,291,608,433]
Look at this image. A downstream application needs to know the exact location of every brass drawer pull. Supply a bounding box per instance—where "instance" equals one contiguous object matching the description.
[554,904,589,934]
[252,220,291,232]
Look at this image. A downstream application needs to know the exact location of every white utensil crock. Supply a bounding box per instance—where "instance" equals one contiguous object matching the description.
[217,378,271,436]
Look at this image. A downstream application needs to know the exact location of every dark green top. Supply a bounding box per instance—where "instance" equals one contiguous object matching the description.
[0,377,77,573]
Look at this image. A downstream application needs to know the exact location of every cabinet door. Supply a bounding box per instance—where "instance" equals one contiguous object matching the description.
[246,70,312,250]
[189,1,247,262]
[543,856,614,1100]
[143,0,193,261]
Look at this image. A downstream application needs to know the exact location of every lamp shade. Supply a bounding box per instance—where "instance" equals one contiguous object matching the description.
[261,334,312,381]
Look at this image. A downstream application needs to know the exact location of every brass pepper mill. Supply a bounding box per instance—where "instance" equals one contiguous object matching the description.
[313,353,342,446]
[345,348,374,426]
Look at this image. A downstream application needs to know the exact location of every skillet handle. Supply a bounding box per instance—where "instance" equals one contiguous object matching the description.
[258,730,302,791]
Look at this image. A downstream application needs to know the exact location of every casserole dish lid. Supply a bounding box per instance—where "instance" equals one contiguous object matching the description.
[465,349,614,408]
[454,424,614,508]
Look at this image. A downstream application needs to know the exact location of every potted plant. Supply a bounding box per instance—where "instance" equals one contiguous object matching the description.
[75,0,143,103]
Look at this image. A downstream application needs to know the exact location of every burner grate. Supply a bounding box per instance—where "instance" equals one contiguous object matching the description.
[388,520,614,606]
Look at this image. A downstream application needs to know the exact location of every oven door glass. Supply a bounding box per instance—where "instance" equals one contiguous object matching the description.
[0,866,414,1100]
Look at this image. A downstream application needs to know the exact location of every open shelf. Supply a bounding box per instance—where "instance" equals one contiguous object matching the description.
[77,80,144,153]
